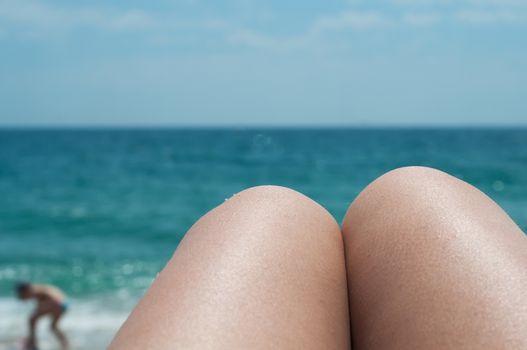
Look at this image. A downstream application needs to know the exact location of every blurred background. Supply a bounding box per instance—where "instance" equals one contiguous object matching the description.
[0,0,526,348]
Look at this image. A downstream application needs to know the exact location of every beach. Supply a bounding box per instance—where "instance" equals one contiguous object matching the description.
[1,128,526,349]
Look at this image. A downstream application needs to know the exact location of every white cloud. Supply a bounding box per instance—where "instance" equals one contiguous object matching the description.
[312,11,386,33]
[106,10,153,31]
[225,3,527,52]
[395,0,524,4]
[392,0,451,6]
[227,27,317,50]
[0,0,153,33]
[0,0,61,26]
[226,12,386,50]
[228,29,284,49]
[1,0,525,50]
[392,0,527,24]
[467,0,527,5]
[456,10,526,23]
[403,12,442,26]
[0,0,236,43]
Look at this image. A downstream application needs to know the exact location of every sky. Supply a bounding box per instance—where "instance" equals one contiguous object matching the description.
[0,0,526,127]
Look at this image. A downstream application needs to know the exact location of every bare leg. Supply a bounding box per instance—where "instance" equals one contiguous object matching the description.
[50,313,69,350]
[342,166,527,349]
[110,186,350,349]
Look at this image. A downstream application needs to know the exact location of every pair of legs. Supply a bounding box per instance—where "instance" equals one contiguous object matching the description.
[51,311,69,350]
[50,312,68,350]
[28,308,68,350]
[110,167,526,349]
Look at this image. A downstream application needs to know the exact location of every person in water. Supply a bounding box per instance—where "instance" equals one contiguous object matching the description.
[15,281,69,350]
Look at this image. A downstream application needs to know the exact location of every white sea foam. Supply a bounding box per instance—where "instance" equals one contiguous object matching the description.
[0,296,134,350]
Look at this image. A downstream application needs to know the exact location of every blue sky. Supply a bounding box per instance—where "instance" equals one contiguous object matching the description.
[0,0,526,126]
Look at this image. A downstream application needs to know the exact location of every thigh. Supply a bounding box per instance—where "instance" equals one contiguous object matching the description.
[342,167,527,349]
[110,186,350,349]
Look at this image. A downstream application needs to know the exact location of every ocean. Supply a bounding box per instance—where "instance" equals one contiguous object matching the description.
[0,128,526,349]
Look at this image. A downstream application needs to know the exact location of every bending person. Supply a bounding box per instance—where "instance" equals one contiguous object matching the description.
[15,281,70,350]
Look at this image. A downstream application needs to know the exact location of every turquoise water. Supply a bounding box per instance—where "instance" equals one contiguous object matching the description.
[1,128,526,348]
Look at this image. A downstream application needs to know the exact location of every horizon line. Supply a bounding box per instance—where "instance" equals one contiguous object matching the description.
[1,123,527,130]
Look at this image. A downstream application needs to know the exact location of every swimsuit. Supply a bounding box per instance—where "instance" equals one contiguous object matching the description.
[61,301,69,312]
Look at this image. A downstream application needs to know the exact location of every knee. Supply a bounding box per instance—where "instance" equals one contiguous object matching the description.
[230,185,319,211]
[196,185,340,241]
[342,166,474,234]
[358,166,457,199]
[231,185,303,202]
[230,185,338,229]
[231,184,310,201]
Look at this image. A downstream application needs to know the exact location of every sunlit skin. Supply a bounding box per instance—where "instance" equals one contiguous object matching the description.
[110,167,526,349]
[16,283,70,350]
[342,167,527,349]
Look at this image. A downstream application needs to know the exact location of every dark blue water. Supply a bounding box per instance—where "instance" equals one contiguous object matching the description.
[0,128,526,346]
